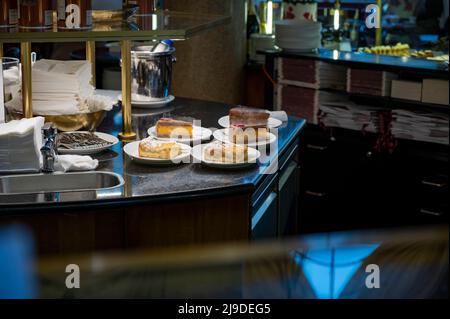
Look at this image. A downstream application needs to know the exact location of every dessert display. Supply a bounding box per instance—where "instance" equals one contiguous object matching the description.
[228,107,270,144]
[358,43,440,60]
[203,142,249,164]
[156,118,193,139]
[427,54,449,62]
[138,138,182,160]
[58,132,113,150]
[358,43,411,56]
[410,50,435,59]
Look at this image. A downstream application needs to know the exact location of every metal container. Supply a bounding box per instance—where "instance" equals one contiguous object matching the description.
[57,0,93,30]
[0,0,18,28]
[123,0,156,20]
[130,44,176,102]
[18,0,53,30]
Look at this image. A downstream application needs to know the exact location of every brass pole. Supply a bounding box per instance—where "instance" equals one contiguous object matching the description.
[21,41,33,119]
[118,39,136,141]
[0,43,4,58]
[375,0,382,46]
[86,40,96,87]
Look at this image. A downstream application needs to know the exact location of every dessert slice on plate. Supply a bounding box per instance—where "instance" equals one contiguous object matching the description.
[227,107,270,144]
[124,138,192,166]
[192,142,261,169]
[229,107,270,127]
[139,138,182,160]
[156,118,193,139]
[203,141,249,164]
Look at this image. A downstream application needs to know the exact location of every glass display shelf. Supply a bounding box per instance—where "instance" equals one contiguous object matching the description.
[0,10,230,141]
[0,11,231,43]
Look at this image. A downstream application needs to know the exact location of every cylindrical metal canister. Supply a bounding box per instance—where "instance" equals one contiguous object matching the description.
[57,0,92,30]
[18,0,53,29]
[0,0,19,28]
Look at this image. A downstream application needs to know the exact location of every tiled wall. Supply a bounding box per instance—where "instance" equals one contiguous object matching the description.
[165,0,247,104]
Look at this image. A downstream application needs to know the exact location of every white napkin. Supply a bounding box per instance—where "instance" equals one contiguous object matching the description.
[54,155,99,173]
[0,117,45,172]
[269,111,288,122]
[5,94,113,115]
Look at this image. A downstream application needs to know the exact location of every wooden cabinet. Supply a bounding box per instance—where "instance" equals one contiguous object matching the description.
[0,195,251,256]
[251,139,301,240]
[125,195,251,250]
[298,125,449,234]
[252,191,278,240]
[278,162,299,236]
[0,209,125,256]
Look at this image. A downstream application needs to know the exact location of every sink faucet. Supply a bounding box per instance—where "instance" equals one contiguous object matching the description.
[41,123,58,173]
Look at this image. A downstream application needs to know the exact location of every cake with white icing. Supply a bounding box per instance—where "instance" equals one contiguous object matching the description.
[283,0,318,22]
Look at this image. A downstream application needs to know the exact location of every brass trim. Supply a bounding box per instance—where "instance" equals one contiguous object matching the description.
[86,40,96,87]
[375,0,382,46]
[0,11,231,44]
[119,39,136,141]
[0,43,3,57]
[21,41,33,119]
[8,110,106,132]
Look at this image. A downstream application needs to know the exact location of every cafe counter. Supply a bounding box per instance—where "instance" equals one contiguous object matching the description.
[0,95,306,256]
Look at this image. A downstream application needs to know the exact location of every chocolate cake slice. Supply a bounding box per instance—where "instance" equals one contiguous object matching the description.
[229,107,270,127]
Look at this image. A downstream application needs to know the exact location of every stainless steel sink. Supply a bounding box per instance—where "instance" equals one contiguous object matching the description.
[0,171,124,195]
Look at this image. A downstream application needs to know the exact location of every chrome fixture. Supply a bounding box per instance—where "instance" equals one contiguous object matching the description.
[40,123,58,173]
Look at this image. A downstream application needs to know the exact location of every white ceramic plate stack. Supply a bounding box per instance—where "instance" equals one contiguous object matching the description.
[275,20,322,52]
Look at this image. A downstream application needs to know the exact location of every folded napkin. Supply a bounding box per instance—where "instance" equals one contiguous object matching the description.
[0,117,45,173]
[269,111,288,122]
[5,94,113,116]
[54,155,99,173]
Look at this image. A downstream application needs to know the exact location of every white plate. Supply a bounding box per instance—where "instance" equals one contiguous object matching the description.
[118,95,175,108]
[123,141,191,166]
[218,116,282,129]
[213,129,277,148]
[192,144,261,169]
[147,126,212,145]
[58,132,119,155]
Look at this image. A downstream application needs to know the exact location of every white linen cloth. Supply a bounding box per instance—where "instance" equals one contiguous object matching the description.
[5,60,114,115]
[269,111,288,122]
[0,117,45,173]
[54,155,99,173]
[6,94,113,116]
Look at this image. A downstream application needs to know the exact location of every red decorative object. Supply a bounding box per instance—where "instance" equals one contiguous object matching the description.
[373,111,398,154]
[285,6,296,19]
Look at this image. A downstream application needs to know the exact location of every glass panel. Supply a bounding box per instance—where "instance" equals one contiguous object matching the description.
[0,11,230,43]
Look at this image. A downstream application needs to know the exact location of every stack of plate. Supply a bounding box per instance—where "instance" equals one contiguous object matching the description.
[275,20,322,52]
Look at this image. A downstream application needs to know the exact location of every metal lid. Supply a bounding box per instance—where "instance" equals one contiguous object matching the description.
[132,44,176,57]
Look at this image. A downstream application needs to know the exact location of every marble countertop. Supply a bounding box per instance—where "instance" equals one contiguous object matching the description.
[0,95,306,212]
